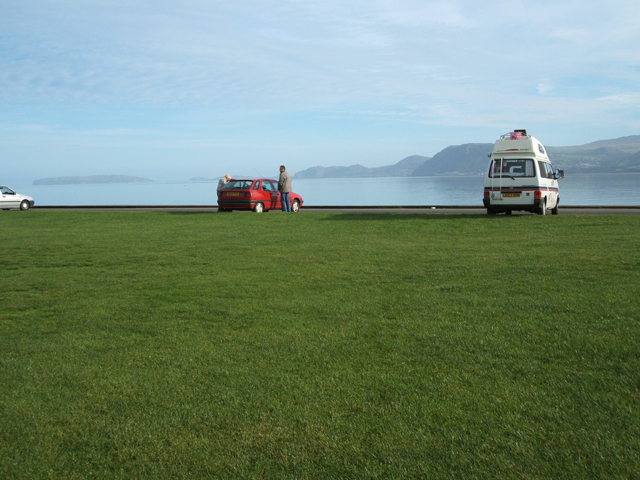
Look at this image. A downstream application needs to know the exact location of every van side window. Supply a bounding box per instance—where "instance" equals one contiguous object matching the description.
[538,144,545,154]
[538,161,553,179]
[537,161,546,178]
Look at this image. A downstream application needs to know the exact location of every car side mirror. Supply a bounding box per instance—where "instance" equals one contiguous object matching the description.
[554,169,564,179]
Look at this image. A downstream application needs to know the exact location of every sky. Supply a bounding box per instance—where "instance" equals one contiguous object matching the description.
[2,0,640,184]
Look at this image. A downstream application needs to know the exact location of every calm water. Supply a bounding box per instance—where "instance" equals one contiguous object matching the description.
[9,173,640,206]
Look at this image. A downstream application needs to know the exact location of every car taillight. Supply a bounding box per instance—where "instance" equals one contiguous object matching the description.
[534,190,542,198]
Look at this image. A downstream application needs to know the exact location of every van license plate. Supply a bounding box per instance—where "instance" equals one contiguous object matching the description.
[502,193,521,198]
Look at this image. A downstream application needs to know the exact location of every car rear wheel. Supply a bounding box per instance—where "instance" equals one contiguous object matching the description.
[292,199,300,212]
[253,202,264,213]
[20,200,30,211]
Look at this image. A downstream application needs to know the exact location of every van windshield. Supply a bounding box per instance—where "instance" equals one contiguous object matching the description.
[489,159,535,178]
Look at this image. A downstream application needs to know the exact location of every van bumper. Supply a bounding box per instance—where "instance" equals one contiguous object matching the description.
[484,197,539,213]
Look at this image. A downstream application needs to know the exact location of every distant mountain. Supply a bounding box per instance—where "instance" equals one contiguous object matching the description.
[547,136,640,173]
[411,144,492,176]
[550,135,640,153]
[33,175,153,185]
[292,135,640,179]
[412,137,640,176]
[620,151,640,171]
[293,155,429,179]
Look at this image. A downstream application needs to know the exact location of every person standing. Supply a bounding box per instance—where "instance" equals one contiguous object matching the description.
[217,174,231,211]
[278,165,292,212]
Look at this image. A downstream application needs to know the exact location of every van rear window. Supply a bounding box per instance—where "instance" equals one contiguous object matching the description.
[489,159,534,178]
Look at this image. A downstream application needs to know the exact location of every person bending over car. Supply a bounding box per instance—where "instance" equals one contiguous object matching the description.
[217,174,231,211]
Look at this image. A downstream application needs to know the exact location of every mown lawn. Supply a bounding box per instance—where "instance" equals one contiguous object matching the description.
[1,211,639,479]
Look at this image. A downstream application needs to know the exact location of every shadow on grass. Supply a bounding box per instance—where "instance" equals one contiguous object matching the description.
[320,213,528,221]
[165,211,218,215]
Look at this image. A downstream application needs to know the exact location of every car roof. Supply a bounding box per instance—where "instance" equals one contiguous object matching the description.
[225,179,278,184]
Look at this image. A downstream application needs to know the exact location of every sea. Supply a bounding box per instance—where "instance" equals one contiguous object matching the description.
[9,173,640,207]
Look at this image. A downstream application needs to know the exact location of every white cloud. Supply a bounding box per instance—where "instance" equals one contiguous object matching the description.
[598,92,640,108]
[0,122,55,133]
[3,0,637,109]
[371,0,478,28]
[537,81,554,95]
[552,27,590,42]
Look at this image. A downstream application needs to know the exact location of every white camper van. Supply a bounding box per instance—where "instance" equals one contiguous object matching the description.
[483,130,563,215]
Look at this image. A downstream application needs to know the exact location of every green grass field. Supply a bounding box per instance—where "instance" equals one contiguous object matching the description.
[1,211,639,479]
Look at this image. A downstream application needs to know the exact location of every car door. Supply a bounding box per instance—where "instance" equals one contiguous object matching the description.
[0,186,18,209]
[261,180,278,210]
[273,180,283,209]
[251,180,269,209]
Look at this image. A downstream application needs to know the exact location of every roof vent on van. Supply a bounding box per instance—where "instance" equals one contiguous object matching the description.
[509,129,527,140]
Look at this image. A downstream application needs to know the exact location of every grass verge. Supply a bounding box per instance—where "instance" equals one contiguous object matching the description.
[1,211,639,478]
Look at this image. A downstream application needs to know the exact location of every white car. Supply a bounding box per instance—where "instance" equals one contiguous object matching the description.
[1,186,35,211]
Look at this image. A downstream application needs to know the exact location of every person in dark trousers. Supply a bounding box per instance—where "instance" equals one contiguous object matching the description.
[278,165,292,212]
[217,174,231,212]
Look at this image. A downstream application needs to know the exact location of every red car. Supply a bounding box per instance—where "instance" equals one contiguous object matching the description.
[217,178,303,212]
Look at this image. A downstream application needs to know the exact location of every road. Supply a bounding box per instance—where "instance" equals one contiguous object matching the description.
[32,205,640,214]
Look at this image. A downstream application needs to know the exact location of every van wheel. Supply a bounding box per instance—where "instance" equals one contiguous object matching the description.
[537,199,546,215]
[552,201,559,215]
[505,210,512,215]
[487,208,496,215]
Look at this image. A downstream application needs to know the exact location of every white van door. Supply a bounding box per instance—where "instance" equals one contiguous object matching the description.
[537,161,558,209]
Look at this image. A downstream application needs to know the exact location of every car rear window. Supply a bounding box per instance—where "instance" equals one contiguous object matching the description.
[221,180,254,190]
